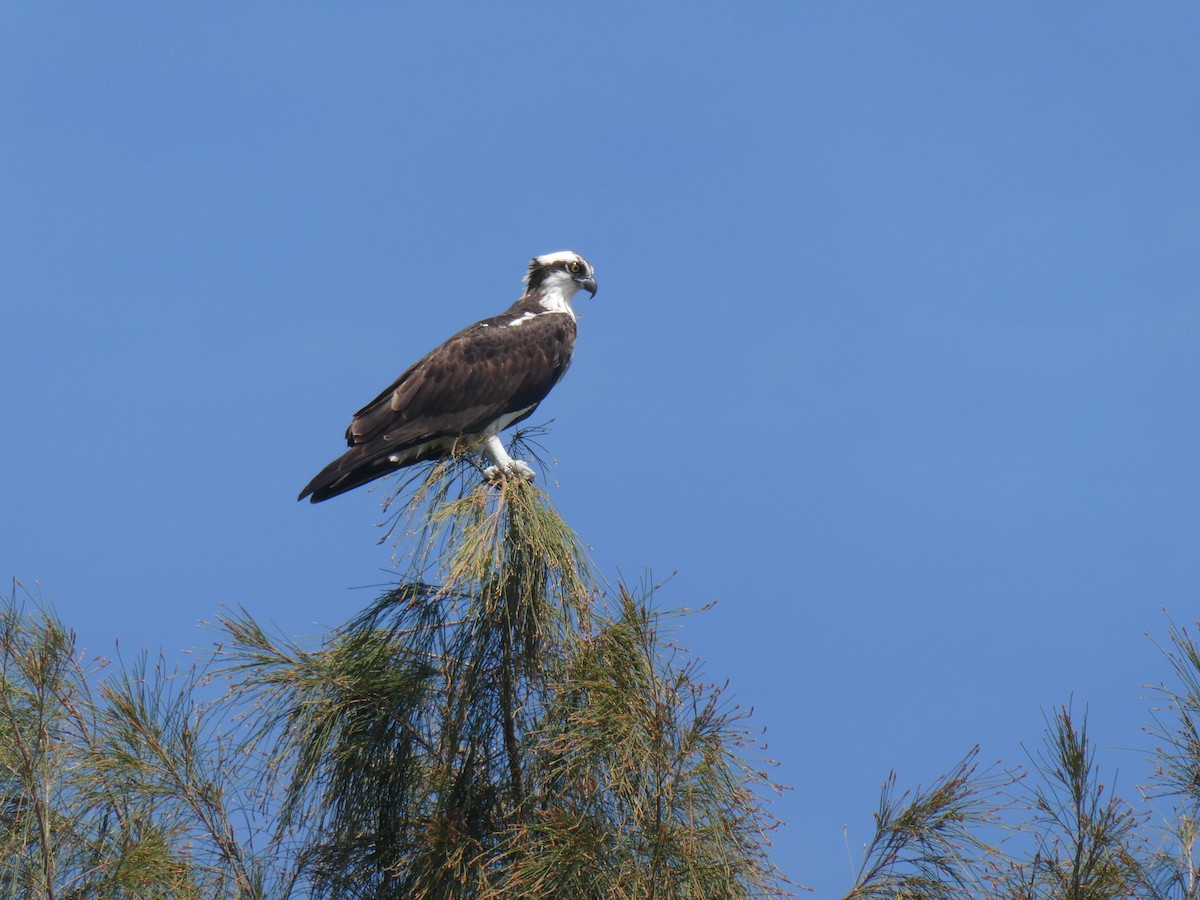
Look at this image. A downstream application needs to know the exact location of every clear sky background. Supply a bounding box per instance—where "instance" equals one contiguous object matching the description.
[3,4,1198,894]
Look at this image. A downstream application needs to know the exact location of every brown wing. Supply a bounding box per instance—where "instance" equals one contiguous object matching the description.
[298,312,576,502]
[347,312,576,448]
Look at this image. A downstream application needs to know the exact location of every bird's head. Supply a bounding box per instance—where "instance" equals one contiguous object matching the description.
[524,251,598,300]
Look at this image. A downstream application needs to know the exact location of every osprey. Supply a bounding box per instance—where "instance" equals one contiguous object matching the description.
[298,251,597,503]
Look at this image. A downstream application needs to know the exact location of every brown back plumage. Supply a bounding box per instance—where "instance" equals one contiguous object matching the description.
[298,300,577,502]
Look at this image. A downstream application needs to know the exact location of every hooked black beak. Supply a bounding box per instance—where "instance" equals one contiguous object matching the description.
[577,274,598,297]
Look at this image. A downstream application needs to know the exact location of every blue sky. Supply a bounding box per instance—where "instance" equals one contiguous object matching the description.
[3,4,1198,893]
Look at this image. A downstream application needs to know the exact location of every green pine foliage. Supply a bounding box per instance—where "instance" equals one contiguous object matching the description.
[213,455,788,897]
[844,689,1200,898]
[0,446,788,897]
[8,445,1200,897]
[844,747,1002,899]
[0,595,266,898]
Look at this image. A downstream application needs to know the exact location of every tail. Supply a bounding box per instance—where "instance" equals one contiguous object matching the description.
[298,444,398,503]
[298,439,453,503]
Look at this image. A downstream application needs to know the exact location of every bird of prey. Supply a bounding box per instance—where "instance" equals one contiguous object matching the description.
[299,251,597,503]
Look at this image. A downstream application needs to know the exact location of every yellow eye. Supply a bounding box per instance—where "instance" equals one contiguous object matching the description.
[568,261,581,273]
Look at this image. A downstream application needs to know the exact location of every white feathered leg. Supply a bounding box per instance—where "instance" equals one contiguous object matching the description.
[481,434,536,481]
